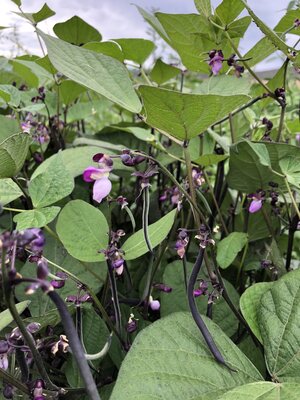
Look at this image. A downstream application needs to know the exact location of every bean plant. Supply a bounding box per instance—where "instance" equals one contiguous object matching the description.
[0,0,300,399]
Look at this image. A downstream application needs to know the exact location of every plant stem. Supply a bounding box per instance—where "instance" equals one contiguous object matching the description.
[284,178,300,220]
[1,247,58,391]
[0,368,30,396]
[285,214,299,271]
[276,104,286,142]
[224,32,276,99]
[11,177,32,209]
[47,290,101,400]
[107,261,122,336]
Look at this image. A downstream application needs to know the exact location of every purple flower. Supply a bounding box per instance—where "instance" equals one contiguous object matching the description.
[294,18,300,28]
[193,279,208,297]
[83,154,113,203]
[249,199,262,213]
[149,296,160,311]
[248,190,265,213]
[0,340,9,370]
[208,50,224,75]
[175,229,189,259]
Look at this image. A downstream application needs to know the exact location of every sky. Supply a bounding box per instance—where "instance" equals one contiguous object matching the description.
[0,0,294,70]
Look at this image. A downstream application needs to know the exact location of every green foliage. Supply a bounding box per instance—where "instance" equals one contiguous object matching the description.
[110,312,263,399]
[114,38,155,64]
[0,178,22,205]
[215,0,244,24]
[56,200,109,262]
[29,152,74,208]
[53,15,102,45]
[0,301,30,331]
[194,0,212,17]
[161,261,240,336]
[39,31,142,112]
[217,232,248,269]
[0,133,31,179]
[139,86,249,142]
[149,58,180,85]
[13,206,60,230]
[122,209,176,260]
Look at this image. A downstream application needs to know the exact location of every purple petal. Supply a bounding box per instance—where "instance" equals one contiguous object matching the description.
[93,177,112,203]
[83,166,99,182]
[149,300,160,311]
[249,199,262,213]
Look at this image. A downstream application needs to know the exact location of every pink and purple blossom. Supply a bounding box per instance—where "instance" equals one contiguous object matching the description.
[83,154,113,203]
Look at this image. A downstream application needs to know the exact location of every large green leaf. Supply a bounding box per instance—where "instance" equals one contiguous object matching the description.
[122,209,176,260]
[258,269,300,382]
[194,0,212,17]
[139,86,249,142]
[13,206,60,230]
[275,10,300,36]
[227,141,282,192]
[241,0,295,59]
[59,80,86,105]
[0,301,30,332]
[110,312,263,400]
[194,154,228,167]
[240,283,273,343]
[53,15,101,45]
[196,75,252,96]
[29,152,74,208]
[217,232,248,269]
[244,37,276,68]
[39,32,142,113]
[15,233,106,317]
[0,178,22,205]
[0,133,31,179]
[56,200,109,262]
[136,6,170,44]
[16,3,55,24]
[161,260,240,337]
[149,58,180,85]
[215,0,244,24]
[0,115,20,141]
[279,157,300,188]
[217,382,300,399]
[0,84,21,107]
[31,146,117,179]
[83,41,124,62]
[114,38,155,64]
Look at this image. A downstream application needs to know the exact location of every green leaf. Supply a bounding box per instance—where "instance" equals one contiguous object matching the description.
[0,115,20,141]
[12,59,53,87]
[244,37,276,68]
[122,209,176,260]
[196,75,252,96]
[16,232,106,317]
[0,133,31,179]
[217,382,300,400]
[0,84,20,107]
[194,0,212,17]
[149,58,180,85]
[217,232,248,269]
[275,10,300,36]
[11,0,21,6]
[110,312,263,400]
[279,157,300,188]
[240,282,273,343]
[259,269,300,382]
[56,200,109,262]
[59,80,86,105]
[135,6,170,44]
[31,146,116,179]
[241,0,296,58]
[29,152,74,208]
[228,16,252,38]
[23,306,74,329]
[114,38,155,64]
[32,3,55,23]
[53,15,101,45]
[227,141,282,192]
[0,178,22,205]
[13,206,60,230]
[215,0,244,24]
[83,41,124,62]
[139,86,249,142]
[39,31,142,113]
[193,154,228,167]
[161,260,240,337]
[0,301,30,332]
